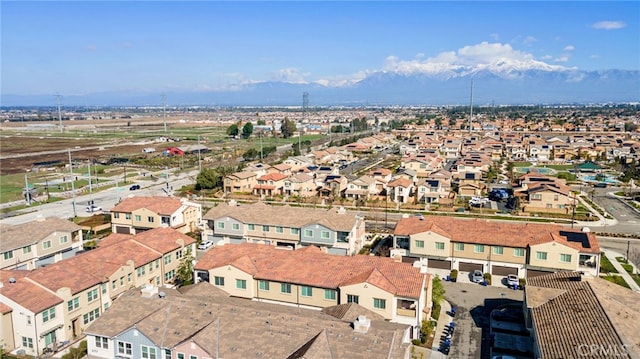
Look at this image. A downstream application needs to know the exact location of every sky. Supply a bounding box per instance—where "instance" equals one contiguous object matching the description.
[1,1,639,97]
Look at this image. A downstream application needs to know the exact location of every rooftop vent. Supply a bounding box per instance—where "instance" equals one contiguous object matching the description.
[8,277,16,284]
[353,315,371,334]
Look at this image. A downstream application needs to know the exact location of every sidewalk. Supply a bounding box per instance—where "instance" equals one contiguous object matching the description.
[430,299,454,358]
[601,248,640,293]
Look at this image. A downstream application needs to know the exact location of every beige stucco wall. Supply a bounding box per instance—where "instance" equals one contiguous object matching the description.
[1,311,14,352]
[527,190,573,212]
[208,265,254,299]
[173,340,213,359]
[410,231,451,257]
[452,242,527,265]
[339,282,395,320]
[58,284,104,340]
[131,208,162,230]
[529,241,578,271]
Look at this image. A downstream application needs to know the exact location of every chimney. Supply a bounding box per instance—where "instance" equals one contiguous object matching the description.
[353,315,371,334]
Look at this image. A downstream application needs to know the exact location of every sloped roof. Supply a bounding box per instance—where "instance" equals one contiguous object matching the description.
[0,270,63,313]
[0,217,81,251]
[111,196,184,215]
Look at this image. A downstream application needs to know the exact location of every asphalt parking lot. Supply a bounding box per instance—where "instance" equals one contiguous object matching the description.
[441,281,524,359]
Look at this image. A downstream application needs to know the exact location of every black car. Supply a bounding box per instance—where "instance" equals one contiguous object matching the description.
[129,184,141,191]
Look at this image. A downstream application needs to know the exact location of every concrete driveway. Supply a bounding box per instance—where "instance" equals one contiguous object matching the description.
[441,281,524,359]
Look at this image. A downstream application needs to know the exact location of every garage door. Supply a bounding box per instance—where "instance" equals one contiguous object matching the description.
[459,262,483,272]
[429,259,452,270]
[526,269,553,278]
[115,226,131,234]
[492,265,518,276]
[402,256,421,264]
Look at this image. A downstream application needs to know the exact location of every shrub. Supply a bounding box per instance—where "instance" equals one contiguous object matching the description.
[450,269,458,282]
[483,272,492,285]
[519,278,527,288]
[61,340,87,359]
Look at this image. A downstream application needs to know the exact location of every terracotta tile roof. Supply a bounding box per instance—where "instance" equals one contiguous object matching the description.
[394,216,600,253]
[195,243,426,299]
[258,172,288,181]
[130,227,196,253]
[26,259,102,295]
[227,171,257,180]
[387,178,412,188]
[97,237,162,267]
[203,202,358,232]
[111,196,183,215]
[527,272,639,358]
[1,217,81,251]
[0,270,63,313]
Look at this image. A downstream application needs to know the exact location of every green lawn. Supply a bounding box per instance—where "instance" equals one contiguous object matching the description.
[600,253,619,274]
[511,161,533,167]
[600,274,631,288]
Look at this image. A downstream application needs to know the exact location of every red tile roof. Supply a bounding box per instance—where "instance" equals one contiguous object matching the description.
[394,216,600,253]
[195,244,426,299]
[0,270,62,313]
[258,172,288,181]
[111,196,184,215]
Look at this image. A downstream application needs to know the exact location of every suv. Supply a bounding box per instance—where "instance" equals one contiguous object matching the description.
[198,241,214,250]
[86,205,103,213]
[471,270,484,283]
[129,184,141,191]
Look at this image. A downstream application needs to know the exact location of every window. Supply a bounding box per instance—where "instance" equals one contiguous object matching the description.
[560,254,572,263]
[149,263,153,272]
[276,226,283,233]
[532,194,542,200]
[248,224,255,231]
[113,212,120,219]
[22,336,33,349]
[135,215,141,222]
[262,225,269,232]
[137,266,146,277]
[304,229,313,237]
[2,251,12,260]
[415,240,425,248]
[128,273,132,282]
[373,298,386,309]
[474,244,485,253]
[214,276,225,286]
[324,289,336,300]
[164,349,171,359]
[321,231,330,239]
[281,283,292,294]
[536,251,548,261]
[177,354,185,359]
[42,307,55,323]
[59,235,68,244]
[112,280,116,289]
[95,336,108,349]
[22,246,32,254]
[232,223,240,230]
[347,295,359,304]
[189,356,198,359]
[236,279,247,289]
[454,243,465,251]
[493,246,504,255]
[43,240,52,249]
[164,270,175,281]
[301,286,312,297]
[125,213,131,220]
[259,280,269,291]
[217,222,225,229]
[118,341,132,356]
[164,255,172,265]
[514,248,525,257]
[67,297,80,311]
[291,228,300,235]
[102,283,107,294]
[83,308,100,324]
[435,242,445,250]
[141,345,157,359]
[147,216,154,223]
[554,194,559,201]
[176,250,183,260]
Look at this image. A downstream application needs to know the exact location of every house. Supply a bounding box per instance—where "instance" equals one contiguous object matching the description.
[223,171,257,194]
[0,227,196,356]
[110,196,202,235]
[84,283,412,359]
[0,217,83,270]
[344,175,378,200]
[525,272,640,358]
[202,202,365,255]
[392,216,601,280]
[415,172,452,204]
[253,172,288,197]
[194,243,431,330]
[282,173,316,197]
[387,177,413,203]
[516,174,575,214]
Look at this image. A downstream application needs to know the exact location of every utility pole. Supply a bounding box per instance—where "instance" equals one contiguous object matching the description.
[55,94,63,133]
[627,240,631,261]
[162,93,167,133]
[68,148,77,217]
[88,162,92,194]
[198,134,202,172]
[24,174,31,206]
[469,78,474,133]
[260,131,263,160]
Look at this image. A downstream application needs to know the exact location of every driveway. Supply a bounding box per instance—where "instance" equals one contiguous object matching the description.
[441,281,524,359]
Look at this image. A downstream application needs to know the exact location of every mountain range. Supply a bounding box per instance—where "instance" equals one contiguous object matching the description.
[2,68,639,107]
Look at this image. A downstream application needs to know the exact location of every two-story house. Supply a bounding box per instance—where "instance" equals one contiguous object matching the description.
[223,171,258,194]
[0,217,82,270]
[110,196,202,235]
[202,201,365,255]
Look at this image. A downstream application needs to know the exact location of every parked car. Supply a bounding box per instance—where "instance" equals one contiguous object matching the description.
[198,240,214,250]
[129,184,141,191]
[86,205,103,213]
[471,270,484,283]
[507,274,519,287]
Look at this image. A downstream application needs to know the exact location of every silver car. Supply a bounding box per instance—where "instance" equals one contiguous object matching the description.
[471,270,484,283]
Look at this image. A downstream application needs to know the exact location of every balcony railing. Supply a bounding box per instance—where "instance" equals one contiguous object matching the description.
[396,308,416,317]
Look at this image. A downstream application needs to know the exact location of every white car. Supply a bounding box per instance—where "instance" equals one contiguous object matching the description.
[471,270,484,283]
[198,241,214,250]
[86,205,103,213]
[507,274,519,287]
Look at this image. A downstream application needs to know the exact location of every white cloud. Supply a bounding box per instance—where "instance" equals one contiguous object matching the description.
[592,21,626,30]
[269,68,309,83]
[563,45,575,51]
[523,36,537,45]
[489,33,500,41]
[540,55,553,60]
[554,56,570,63]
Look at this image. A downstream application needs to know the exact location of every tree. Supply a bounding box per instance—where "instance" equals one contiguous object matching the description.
[257,119,266,126]
[242,122,254,138]
[281,117,297,138]
[226,124,239,137]
[175,247,195,286]
[624,121,638,132]
[431,275,445,306]
[195,168,220,190]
